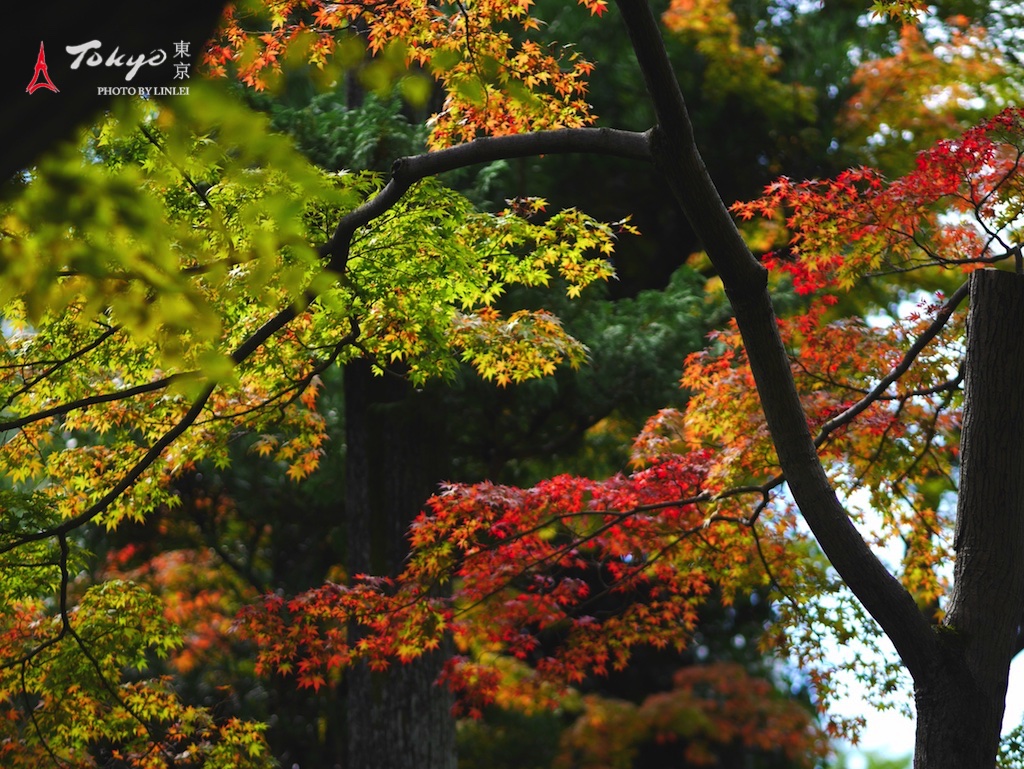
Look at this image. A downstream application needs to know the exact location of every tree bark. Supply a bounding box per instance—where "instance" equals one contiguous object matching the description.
[344,360,456,769]
[914,270,1024,768]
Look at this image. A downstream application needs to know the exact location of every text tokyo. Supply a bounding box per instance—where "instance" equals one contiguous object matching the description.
[66,41,168,82]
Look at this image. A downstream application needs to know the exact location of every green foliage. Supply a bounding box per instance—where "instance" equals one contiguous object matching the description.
[445,265,712,483]
[2,83,338,350]
[457,708,567,769]
[265,85,513,208]
[0,58,629,765]
[1001,721,1024,769]
[0,492,75,600]
[5,0,1017,763]
[0,78,622,527]
[269,90,428,173]
[0,580,275,768]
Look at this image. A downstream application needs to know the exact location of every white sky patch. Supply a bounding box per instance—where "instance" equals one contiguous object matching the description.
[864,123,915,148]
[839,646,1024,762]
[799,482,1024,763]
[921,87,988,113]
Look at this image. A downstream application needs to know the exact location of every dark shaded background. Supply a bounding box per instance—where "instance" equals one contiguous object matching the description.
[2,2,228,182]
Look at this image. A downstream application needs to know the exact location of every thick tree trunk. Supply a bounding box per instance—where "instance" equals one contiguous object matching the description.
[914,664,1003,769]
[914,270,1024,768]
[343,360,456,769]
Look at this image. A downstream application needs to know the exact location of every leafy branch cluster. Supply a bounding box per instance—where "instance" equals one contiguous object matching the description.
[0,72,632,765]
[238,106,1024,744]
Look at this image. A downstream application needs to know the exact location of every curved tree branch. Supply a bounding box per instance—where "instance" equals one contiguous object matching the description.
[6,127,653,556]
[0,325,121,414]
[613,0,940,682]
[0,372,199,434]
[815,279,970,444]
[319,127,654,269]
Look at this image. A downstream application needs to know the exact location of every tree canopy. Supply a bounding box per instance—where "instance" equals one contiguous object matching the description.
[2,0,1023,767]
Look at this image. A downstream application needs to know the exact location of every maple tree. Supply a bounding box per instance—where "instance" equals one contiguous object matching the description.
[2,0,1023,767]
[225,5,1024,769]
[556,663,830,768]
[0,76,627,767]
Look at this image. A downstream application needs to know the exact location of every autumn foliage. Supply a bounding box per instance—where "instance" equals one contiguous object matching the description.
[557,664,830,768]
[237,106,1024,744]
[2,0,1024,764]
[735,108,1024,294]
[205,0,605,144]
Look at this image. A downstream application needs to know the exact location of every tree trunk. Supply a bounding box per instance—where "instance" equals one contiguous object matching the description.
[914,270,1024,768]
[343,360,456,769]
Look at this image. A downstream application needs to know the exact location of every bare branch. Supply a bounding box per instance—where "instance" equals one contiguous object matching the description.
[319,127,653,270]
[815,279,970,445]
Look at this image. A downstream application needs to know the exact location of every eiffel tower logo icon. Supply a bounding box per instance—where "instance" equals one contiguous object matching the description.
[26,42,59,94]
